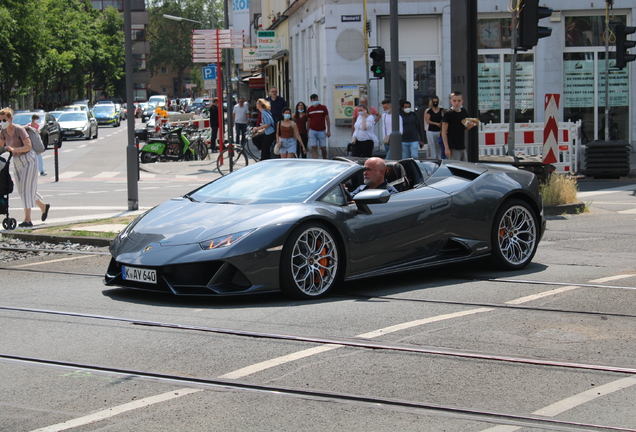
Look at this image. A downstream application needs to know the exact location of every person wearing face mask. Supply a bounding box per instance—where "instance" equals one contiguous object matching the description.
[292,102,309,158]
[351,95,379,134]
[380,98,402,159]
[306,94,331,159]
[0,107,50,227]
[30,114,47,176]
[399,101,425,159]
[275,107,305,158]
[425,96,443,159]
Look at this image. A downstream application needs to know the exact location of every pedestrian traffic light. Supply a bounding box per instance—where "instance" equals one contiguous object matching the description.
[370,47,385,79]
[615,23,636,70]
[517,0,553,50]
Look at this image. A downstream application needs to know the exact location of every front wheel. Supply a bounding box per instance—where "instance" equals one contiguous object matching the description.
[489,199,539,270]
[194,140,208,160]
[280,223,341,299]
[140,151,157,164]
[216,148,248,176]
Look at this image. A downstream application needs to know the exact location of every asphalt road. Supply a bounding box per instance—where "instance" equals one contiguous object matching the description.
[1,120,636,431]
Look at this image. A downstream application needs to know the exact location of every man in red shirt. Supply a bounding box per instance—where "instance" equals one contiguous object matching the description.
[307,93,331,159]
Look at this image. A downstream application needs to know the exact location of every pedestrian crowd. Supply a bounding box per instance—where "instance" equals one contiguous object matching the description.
[216,86,477,163]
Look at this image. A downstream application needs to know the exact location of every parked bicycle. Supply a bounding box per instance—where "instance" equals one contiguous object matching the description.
[216,126,261,176]
[183,125,209,161]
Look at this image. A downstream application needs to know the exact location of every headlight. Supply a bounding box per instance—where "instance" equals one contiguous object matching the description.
[198,229,255,250]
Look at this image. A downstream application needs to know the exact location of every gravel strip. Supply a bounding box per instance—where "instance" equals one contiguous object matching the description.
[0,237,109,263]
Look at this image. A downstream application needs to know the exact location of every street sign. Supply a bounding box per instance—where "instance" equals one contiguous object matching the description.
[202,65,217,80]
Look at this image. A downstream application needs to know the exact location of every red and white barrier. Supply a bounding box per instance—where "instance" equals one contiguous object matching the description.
[479,120,582,174]
[154,117,211,133]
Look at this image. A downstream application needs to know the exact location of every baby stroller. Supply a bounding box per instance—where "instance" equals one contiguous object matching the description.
[0,152,17,230]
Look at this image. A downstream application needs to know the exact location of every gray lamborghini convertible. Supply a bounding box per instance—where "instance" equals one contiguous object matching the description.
[105,158,545,299]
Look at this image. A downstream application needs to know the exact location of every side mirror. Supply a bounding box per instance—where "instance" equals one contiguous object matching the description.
[353,189,390,214]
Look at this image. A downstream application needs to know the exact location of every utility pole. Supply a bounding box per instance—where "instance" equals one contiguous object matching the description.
[124,0,138,211]
[388,0,402,159]
[450,0,479,162]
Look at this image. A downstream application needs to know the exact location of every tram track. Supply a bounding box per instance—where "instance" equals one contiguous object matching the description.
[1,353,634,432]
[2,305,636,376]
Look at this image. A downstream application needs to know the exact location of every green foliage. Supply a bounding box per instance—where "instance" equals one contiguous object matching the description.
[0,0,125,106]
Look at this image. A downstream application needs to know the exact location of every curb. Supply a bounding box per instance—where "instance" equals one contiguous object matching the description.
[1,231,113,247]
[544,202,586,216]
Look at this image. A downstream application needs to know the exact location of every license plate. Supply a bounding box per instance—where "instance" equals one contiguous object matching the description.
[63,130,74,135]
[122,266,157,284]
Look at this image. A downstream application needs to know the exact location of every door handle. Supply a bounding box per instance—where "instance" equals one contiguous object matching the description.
[431,200,449,210]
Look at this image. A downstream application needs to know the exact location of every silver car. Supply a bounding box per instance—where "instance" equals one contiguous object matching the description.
[58,111,98,140]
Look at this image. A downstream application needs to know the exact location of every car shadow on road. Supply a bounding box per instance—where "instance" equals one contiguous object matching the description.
[101,260,548,308]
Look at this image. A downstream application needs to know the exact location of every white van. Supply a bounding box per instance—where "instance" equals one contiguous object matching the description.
[148,95,168,109]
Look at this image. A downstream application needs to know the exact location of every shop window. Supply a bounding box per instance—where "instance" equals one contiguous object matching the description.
[565,15,626,47]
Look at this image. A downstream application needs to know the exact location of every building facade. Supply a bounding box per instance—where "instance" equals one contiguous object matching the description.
[247,0,634,155]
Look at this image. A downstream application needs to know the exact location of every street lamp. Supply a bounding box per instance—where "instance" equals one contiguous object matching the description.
[162,14,203,25]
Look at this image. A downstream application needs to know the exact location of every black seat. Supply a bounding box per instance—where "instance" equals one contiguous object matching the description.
[384,162,409,192]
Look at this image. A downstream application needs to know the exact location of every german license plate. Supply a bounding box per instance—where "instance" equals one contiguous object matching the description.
[63,131,74,135]
[122,266,157,284]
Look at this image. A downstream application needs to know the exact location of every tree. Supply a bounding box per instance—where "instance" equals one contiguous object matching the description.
[147,0,220,97]
[91,7,125,100]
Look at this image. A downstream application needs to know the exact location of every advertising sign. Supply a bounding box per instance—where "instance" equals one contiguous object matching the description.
[242,47,261,71]
[256,30,278,59]
[333,85,363,126]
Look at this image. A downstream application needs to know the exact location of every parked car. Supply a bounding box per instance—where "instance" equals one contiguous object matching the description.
[105,158,545,299]
[92,104,121,127]
[60,105,88,111]
[190,97,209,113]
[11,111,62,150]
[58,110,98,140]
[141,102,161,123]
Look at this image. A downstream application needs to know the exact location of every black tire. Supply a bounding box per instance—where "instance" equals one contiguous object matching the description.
[216,148,248,176]
[94,127,98,139]
[489,199,539,270]
[42,135,49,150]
[140,151,156,164]
[3,217,17,230]
[194,140,208,160]
[280,222,341,299]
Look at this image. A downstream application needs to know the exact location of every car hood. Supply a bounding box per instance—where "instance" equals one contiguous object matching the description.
[127,197,296,246]
[94,112,116,117]
[60,120,87,128]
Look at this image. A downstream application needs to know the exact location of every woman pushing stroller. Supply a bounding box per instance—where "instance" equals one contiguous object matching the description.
[0,107,50,227]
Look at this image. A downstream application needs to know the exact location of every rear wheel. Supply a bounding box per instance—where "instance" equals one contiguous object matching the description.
[194,140,208,160]
[280,223,341,299]
[489,199,539,270]
[216,148,248,176]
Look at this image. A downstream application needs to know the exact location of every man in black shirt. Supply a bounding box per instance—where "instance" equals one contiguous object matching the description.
[209,98,219,151]
[265,86,287,123]
[441,91,476,161]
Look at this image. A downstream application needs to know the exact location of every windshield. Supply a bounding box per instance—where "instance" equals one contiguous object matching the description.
[12,114,33,125]
[189,161,352,204]
[58,112,87,122]
[93,105,115,114]
[50,112,63,120]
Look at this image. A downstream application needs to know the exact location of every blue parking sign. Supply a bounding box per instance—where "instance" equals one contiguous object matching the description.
[202,66,217,80]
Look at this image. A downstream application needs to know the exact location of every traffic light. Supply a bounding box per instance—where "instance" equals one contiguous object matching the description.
[517,0,553,50]
[615,23,636,70]
[370,47,385,79]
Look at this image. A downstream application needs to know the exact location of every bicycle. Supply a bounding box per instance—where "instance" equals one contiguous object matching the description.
[215,126,263,176]
[183,125,209,161]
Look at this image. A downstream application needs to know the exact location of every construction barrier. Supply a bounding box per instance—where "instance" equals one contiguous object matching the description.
[478,120,582,174]
[155,116,210,133]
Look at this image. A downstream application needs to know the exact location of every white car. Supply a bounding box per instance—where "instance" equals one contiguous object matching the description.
[58,111,98,140]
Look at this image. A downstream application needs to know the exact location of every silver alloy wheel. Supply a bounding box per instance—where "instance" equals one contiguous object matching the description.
[290,227,338,296]
[497,205,537,266]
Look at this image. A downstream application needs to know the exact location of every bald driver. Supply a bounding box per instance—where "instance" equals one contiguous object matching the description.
[348,157,399,199]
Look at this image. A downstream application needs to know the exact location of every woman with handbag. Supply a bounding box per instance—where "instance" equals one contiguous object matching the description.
[253,99,276,160]
[350,104,377,157]
[0,107,50,227]
[276,107,305,158]
[292,102,309,158]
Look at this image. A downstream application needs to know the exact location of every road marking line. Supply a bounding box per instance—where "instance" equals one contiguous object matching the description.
[10,255,96,268]
[533,376,636,417]
[219,345,342,379]
[618,208,636,214]
[355,308,493,339]
[479,377,636,431]
[220,308,493,379]
[58,172,83,179]
[29,388,202,432]
[588,274,636,283]
[505,286,580,305]
[92,172,120,178]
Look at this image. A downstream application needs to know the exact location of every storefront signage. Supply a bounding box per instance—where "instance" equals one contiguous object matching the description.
[256,31,278,59]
